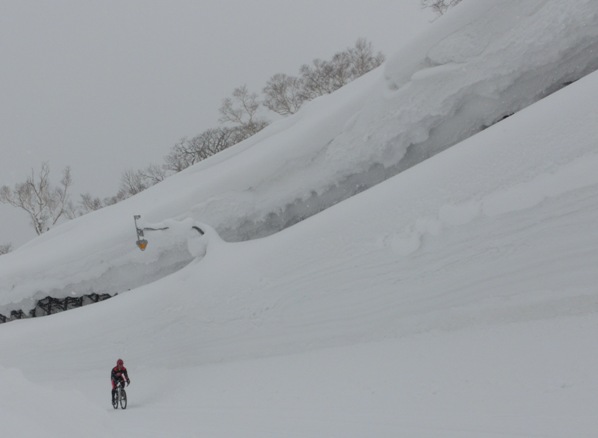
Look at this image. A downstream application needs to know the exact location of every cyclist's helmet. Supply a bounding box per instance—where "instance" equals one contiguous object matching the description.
[117,358,124,367]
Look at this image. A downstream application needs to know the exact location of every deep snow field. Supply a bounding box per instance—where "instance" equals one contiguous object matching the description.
[1,1,598,436]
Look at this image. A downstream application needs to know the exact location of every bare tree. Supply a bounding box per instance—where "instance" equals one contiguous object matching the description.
[299,58,338,99]
[299,38,385,101]
[263,73,307,116]
[119,168,149,198]
[329,51,354,90]
[164,127,240,172]
[115,162,171,200]
[422,0,463,15]
[347,38,385,77]
[79,193,104,214]
[198,127,243,156]
[163,137,194,173]
[139,163,170,185]
[102,191,128,207]
[0,162,74,235]
[219,85,269,139]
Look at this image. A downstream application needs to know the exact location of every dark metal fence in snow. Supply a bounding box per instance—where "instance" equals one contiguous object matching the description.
[0,293,113,324]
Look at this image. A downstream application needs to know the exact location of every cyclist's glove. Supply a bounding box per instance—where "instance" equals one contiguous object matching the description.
[127,380,130,386]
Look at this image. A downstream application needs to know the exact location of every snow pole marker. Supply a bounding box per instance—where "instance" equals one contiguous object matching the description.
[133,215,148,251]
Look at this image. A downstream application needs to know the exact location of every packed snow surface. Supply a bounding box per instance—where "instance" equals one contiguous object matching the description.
[1,1,598,436]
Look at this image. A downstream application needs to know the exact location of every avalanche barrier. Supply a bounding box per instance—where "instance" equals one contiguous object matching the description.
[0,293,113,324]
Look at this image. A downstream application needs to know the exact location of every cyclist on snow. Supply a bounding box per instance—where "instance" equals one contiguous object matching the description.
[111,358,130,403]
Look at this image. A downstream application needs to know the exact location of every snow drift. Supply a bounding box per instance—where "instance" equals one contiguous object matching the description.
[1,54,598,438]
[1,0,598,316]
[1,1,598,436]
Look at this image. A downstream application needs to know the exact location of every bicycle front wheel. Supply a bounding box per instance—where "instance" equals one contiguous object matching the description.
[120,388,127,409]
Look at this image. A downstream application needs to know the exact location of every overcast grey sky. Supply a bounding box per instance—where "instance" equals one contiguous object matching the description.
[0,0,430,247]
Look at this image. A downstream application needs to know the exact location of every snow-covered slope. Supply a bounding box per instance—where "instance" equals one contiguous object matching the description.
[5,64,598,362]
[1,0,597,317]
[1,1,598,436]
[1,62,598,438]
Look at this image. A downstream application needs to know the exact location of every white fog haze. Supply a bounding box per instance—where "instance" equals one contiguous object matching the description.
[0,0,429,247]
[1,1,598,436]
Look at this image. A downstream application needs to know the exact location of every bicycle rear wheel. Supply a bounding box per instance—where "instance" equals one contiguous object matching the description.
[120,388,127,409]
[112,390,119,409]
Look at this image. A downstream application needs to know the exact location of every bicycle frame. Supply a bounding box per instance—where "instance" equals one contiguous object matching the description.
[112,380,127,409]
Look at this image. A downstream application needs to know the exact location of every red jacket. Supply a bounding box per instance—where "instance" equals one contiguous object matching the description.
[111,366,129,383]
